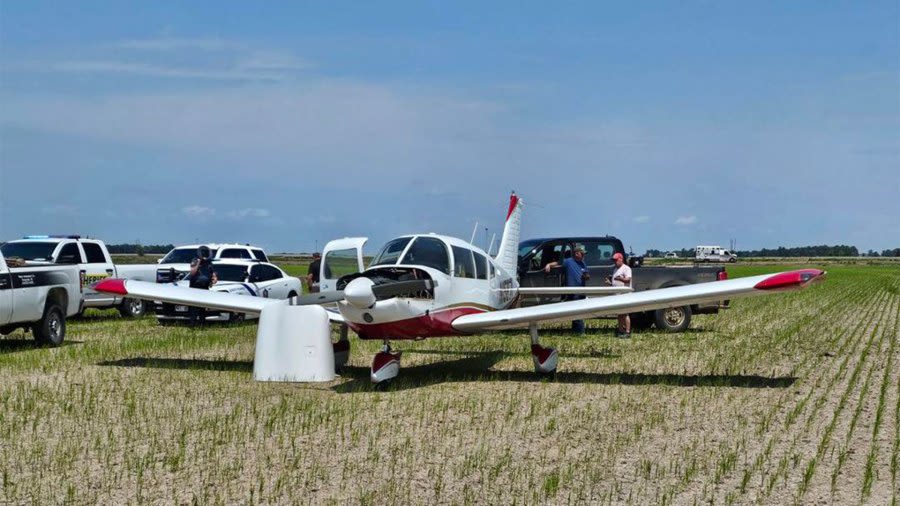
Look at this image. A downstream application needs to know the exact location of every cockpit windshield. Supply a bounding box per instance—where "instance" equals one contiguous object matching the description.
[399,237,450,274]
[370,237,412,267]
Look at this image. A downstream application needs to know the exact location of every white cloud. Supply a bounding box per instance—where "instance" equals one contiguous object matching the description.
[51,61,288,81]
[117,37,233,51]
[182,205,215,217]
[226,208,271,219]
[633,215,650,223]
[674,215,697,225]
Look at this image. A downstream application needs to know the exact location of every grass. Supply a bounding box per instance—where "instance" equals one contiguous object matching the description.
[0,264,898,504]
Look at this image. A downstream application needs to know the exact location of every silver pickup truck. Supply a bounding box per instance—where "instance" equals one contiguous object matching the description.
[1,236,157,317]
[0,250,82,345]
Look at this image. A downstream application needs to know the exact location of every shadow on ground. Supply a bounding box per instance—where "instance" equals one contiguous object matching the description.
[96,353,795,392]
[0,339,83,354]
[98,357,253,373]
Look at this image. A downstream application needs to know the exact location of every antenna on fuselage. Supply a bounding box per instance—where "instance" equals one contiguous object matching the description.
[469,221,479,245]
[488,233,497,255]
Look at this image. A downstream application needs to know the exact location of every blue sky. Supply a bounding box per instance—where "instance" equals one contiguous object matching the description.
[1,1,897,253]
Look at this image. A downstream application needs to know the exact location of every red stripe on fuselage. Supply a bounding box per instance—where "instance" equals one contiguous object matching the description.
[347,306,487,340]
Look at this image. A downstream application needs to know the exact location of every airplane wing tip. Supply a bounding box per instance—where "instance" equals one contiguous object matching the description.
[754,269,826,291]
[94,278,128,295]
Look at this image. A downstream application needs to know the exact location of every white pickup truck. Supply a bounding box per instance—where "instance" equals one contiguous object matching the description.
[1,236,157,317]
[0,250,82,345]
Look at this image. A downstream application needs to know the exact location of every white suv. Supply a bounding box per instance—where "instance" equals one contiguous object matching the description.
[156,243,269,282]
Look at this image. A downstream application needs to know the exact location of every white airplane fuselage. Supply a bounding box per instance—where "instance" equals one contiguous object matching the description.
[336,234,519,340]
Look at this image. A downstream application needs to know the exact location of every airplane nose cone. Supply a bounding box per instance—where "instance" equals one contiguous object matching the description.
[344,277,377,309]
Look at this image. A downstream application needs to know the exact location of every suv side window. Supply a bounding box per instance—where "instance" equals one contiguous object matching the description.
[251,249,269,262]
[252,265,282,282]
[582,241,615,266]
[57,243,82,264]
[82,242,107,263]
[220,248,252,259]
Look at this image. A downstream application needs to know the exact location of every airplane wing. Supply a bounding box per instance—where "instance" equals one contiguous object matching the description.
[453,269,825,332]
[95,279,279,315]
[515,286,633,296]
[96,278,349,323]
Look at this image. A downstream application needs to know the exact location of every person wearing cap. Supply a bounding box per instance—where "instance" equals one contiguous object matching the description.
[606,252,633,337]
[544,244,591,334]
[187,245,217,324]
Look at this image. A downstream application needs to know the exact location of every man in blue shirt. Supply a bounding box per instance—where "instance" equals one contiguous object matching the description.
[544,244,590,334]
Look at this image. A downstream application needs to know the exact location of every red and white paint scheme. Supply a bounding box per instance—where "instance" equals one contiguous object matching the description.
[94,193,826,384]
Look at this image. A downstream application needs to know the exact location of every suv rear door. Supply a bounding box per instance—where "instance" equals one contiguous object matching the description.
[79,240,116,305]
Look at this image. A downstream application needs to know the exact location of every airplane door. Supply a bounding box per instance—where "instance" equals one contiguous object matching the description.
[320,237,368,292]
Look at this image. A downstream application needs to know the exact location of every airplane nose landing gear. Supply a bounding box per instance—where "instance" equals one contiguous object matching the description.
[371,342,402,384]
[529,322,557,374]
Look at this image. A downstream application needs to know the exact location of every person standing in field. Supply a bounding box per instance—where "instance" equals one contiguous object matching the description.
[187,245,217,324]
[544,244,591,334]
[306,252,322,293]
[607,252,633,338]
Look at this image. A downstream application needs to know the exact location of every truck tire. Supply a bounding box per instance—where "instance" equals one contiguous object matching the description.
[654,306,692,333]
[33,304,65,346]
[118,298,146,318]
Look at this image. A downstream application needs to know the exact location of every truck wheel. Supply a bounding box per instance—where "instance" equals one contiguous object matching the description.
[118,298,146,318]
[654,306,692,333]
[33,304,65,346]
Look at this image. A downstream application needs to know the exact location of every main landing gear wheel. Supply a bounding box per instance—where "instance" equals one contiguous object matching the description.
[371,343,401,385]
[529,322,558,375]
[333,325,351,373]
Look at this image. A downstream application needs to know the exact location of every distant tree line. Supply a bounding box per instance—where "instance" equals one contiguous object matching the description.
[107,244,174,255]
[645,245,900,258]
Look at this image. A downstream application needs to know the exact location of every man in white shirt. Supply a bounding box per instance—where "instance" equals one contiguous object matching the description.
[607,252,633,338]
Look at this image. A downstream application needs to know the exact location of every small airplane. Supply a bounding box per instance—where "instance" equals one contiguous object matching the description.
[95,193,825,384]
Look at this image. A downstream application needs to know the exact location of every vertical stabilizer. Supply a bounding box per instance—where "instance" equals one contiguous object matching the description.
[494,192,523,275]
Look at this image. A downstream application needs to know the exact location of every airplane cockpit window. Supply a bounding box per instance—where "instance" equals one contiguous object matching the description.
[452,246,476,279]
[400,237,450,274]
[474,252,488,280]
[370,237,413,267]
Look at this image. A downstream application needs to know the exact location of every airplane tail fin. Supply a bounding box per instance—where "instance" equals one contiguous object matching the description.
[494,192,523,275]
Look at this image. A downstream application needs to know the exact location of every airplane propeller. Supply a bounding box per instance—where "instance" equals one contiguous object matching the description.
[289,278,438,309]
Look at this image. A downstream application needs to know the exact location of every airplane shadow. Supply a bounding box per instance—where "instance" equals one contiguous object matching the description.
[95,354,795,393]
[0,339,83,354]
[332,352,795,393]
[98,357,253,373]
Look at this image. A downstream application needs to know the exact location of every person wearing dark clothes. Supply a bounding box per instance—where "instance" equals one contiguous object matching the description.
[186,245,217,324]
[306,252,322,293]
[543,244,590,334]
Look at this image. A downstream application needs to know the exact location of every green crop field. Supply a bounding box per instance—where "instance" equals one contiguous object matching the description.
[1,264,897,504]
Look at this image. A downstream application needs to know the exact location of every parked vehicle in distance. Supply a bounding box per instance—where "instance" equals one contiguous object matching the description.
[154,259,301,323]
[1,236,157,317]
[695,245,738,263]
[155,243,269,283]
[664,252,679,259]
[0,250,82,345]
[518,236,729,331]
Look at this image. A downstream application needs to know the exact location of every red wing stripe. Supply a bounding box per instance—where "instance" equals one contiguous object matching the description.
[94,278,128,295]
[754,269,825,290]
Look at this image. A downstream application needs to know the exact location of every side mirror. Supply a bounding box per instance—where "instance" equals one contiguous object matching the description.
[156,258,163,264]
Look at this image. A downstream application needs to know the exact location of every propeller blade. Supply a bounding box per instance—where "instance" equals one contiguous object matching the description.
[289,291,346,306]
[371,279,437,299]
